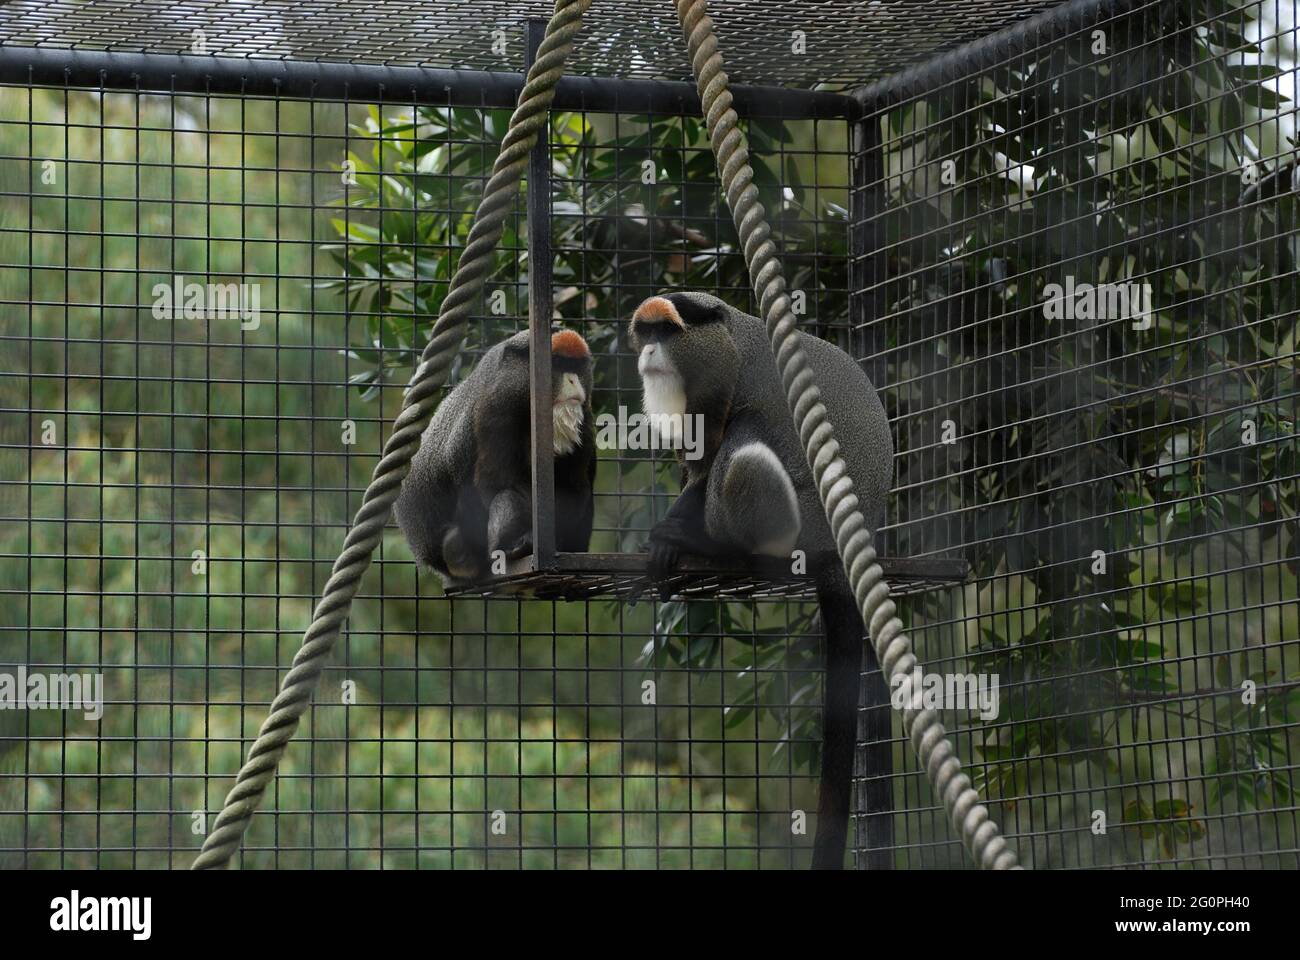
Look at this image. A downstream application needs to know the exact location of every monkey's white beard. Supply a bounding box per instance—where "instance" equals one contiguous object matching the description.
[553,402,584,456]
[641,371,687,447]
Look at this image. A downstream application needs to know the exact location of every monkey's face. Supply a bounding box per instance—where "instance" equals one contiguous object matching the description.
[630,294,739,413]
[549,330,593,456]
[633,328,678,380]
[553,367,586,407]
[549,329,593,408]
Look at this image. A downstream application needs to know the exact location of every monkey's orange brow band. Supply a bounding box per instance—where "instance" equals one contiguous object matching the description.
[633,296,686,329]
[551,329,591,359]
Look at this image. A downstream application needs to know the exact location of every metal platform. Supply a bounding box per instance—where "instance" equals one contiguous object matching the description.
[443,552,971,602]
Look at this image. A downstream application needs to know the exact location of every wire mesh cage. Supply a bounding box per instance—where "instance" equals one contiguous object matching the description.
[0,0,1296,871]
[856,0,1300,867]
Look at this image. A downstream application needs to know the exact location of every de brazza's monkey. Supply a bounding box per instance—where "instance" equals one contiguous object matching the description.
[630,292,894,869]
[395,329,596,585]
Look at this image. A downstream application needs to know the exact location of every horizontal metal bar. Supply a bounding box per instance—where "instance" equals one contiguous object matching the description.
[0,46,856,119]
[852,0,1147,107]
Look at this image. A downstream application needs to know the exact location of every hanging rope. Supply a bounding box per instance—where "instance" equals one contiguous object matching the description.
[673,0,1022,870]
[191,0,593,869]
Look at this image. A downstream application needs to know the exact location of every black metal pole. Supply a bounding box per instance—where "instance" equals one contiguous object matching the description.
[526,20,556,570]
[0,46,855,119]
[849,111,896,871]
[851,110,891,391]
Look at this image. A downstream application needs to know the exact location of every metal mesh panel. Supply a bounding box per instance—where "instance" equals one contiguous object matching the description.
[853,0,1299,867]
[0,0,1062,88]
[1,0,1296,873]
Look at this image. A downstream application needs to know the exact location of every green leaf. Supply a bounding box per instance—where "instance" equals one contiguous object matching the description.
[1241,85,1291,111]
[1225,64,1283,83]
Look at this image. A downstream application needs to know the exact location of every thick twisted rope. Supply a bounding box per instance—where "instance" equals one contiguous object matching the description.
[674,0,1021,870]
[191,0,593,869]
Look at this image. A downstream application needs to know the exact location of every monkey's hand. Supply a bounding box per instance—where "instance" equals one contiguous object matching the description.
[645,517,690,600]
[645,513,728,598]
[644,481,727,600]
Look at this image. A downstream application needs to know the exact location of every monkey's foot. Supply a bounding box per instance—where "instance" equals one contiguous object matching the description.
[494,533,533,562]
[442,527,483,581]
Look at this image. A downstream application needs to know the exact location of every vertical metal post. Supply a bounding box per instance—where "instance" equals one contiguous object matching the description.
[850,107,895,870]
[526,18,556,569]
[852,105,891,386]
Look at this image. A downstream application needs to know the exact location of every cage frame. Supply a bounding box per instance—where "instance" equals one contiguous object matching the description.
[3,0,1296,870]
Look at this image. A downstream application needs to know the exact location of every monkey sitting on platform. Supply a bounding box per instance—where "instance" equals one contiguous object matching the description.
[630,292,894,869]
[395,329,596,585]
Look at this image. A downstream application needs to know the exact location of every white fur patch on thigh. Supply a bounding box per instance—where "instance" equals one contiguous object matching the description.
[729,442,800,556]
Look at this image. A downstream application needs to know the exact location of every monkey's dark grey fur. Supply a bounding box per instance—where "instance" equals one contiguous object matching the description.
[395,328,596,586]
[632,291,891,561]
[631,291,893,869]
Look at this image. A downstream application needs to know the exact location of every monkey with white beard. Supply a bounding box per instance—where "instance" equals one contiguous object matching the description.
[395,329,596,585]
[630,292,894,869]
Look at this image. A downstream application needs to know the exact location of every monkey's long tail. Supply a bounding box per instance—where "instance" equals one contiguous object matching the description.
[811,573,862,869]
[676,0,1021,869]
